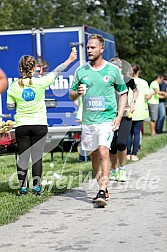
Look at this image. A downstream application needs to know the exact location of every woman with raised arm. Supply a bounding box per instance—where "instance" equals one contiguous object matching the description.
[7,50,77,195]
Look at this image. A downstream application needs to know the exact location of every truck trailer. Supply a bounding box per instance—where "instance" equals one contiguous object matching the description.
[0,25,115,127]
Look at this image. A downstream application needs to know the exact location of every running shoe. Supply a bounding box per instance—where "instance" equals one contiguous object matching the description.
[131,155,139,161]
[32,186,41,196]
[92,189,109,202]
[94,190,107,207]
[110,170,119,181]
[19,187,27,195]
[119,169,127,182]
[126,155,131,161]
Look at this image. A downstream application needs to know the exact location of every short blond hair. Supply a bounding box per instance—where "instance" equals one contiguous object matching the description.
[88,34,104,46]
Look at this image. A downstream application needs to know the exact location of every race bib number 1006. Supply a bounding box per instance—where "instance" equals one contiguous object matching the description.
[85,96,105,111]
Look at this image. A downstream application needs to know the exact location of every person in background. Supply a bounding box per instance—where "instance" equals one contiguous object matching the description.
[70,34,128,207]
[148,74,166,136]
[109,58,138,182]
[156,74,167,134]
[127,64,153,161]
[0,68,8,93]
[7,51,77,195]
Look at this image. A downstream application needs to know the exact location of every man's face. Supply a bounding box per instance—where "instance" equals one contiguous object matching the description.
[87,39,104,62]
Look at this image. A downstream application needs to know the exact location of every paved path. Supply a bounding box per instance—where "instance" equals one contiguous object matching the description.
[0,147,167,252]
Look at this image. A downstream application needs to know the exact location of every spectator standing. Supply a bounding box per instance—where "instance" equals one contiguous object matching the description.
[148,75,166,136]
[127,64,153,161]
[156,75,167,133]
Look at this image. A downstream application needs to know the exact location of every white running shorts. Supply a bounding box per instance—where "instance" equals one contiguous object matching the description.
[81,122,114,152]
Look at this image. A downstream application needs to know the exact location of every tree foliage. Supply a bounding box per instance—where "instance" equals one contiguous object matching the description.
[0,0,166,82]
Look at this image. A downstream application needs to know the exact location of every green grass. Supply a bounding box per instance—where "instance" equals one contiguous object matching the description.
[0,152,92,226]
[0,121,167,226]
[132,122,167,160]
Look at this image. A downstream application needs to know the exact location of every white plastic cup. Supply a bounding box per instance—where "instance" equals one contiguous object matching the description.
[80,84,87,96]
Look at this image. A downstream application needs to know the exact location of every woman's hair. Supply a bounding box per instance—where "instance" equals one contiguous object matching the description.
[131,63,141,76]
[18,55,36,87]
[88,34,104,46]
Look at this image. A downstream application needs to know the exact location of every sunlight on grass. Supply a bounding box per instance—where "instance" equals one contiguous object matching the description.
[0,121,166,225]
[0,151,92,225]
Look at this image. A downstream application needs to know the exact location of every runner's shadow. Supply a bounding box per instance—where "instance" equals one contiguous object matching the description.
[62,188,93,205]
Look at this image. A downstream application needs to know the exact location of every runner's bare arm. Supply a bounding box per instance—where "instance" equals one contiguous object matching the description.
[113,92,127,130]
[0,68,8,93]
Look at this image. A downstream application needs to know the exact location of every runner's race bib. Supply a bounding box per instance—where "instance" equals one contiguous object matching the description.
[85,96,105,111]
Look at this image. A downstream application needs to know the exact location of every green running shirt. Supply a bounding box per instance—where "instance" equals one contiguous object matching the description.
[71,61,127,124]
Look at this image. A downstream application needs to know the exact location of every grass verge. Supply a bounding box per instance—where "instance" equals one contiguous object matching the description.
[0,121,167,225]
